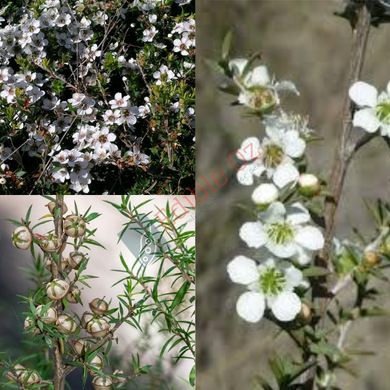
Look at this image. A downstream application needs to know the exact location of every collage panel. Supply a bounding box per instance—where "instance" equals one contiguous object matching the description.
[198,1,390,390]
[0,0,195,195]
[0,195,195,389]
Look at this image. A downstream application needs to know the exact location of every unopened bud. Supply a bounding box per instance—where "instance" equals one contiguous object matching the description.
[252,183,279,208]
[298,302,312,324]
[298,174,321,197]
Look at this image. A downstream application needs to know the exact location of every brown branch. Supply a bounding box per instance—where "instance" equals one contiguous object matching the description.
[304,3,372,390]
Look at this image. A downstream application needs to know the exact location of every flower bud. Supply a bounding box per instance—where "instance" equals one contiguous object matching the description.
[36,305,58,324]
[47,201,68,215]
[92,376,113,390]
[298,303,312,324]
[252,183,279,208]
[87,318,110,338]
[12,226,32,250]
[64,215,86,238]
[89,298,109,315]
[57,314,78,334]
[68,251,87,270]
[364,251,380,267]
[39,233,62,252]
[46,279,70,301]
[87,355,103,376]
[298,174,321,197]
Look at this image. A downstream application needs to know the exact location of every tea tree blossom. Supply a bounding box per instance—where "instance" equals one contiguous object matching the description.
[239,202,324,262]
[236,128,306,187]
[349,80,390,135]
[228,257,303,322]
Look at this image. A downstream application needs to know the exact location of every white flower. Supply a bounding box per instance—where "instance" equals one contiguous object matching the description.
[252,183,279,206]
[102,109,122,125]
[236,128,305,187]
[229,58,298,112]
[68,93,85,107]
[142,26,158,42]
[109,92,129,109]
[349,80,390,136]
[153,65,176,85]
[127,146,150,165]
[173,35,191,56]
[239,202,324,263]
[227,256,303,322]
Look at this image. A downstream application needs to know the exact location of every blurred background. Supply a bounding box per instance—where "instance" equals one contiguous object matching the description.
[0,195,195,389]
[197,1,390,389]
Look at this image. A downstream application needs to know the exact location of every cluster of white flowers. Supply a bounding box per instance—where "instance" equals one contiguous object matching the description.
[0,0,195,193]
[227,58,324,323]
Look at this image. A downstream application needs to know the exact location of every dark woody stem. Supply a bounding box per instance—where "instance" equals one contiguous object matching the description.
[304,2,372,389]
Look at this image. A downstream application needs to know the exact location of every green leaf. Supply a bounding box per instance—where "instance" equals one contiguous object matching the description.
[171,281,190,310]
[189,365,195,387]
[302,266,329,278]
[221,30,232,62]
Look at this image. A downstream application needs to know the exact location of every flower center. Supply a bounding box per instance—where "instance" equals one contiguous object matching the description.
[267,222,294,245]
[263,144,284,168]
[259,268,285,295]
[375,101,390,124]
[248,86,277,112]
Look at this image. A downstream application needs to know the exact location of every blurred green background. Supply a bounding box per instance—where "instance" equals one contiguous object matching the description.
[197,1,390,389]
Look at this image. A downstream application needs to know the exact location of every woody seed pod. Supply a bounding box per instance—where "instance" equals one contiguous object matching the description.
[24,316,35,330]
[36,305,58,323]
[81,311,94,328]
[89,298,109,315]
[39,233,62,252]
[87,355,103,376]
[46,257,68,272]
[64,215,86,238]
[68,251,86,270]
[47,201,68,215]
[5,371,17,382]
[66,286,81,303]
[87,318,110,338]
[92,376,113,390]
[12,226,32,250]
[57,314,78,334]
[18,369,41,385]
[46,279,69,301]
[72,339,87,355]
[298,303,312,324]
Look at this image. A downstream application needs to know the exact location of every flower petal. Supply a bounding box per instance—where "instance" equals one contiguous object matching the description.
[237,137,261,161]
[245,65,270,87]
[267,241,297,258]
[286,202,310,225]
[295,246,313,265]
[295,226,324,251]
[237,163,264,186]
[273,163,299,188]
[236,292,265,323]
[270,291,301,322]
[239,221,267,249]
[227,256,259,285]
[284,265,303,289]
[283,131,306,158]
[349,81,378,107]
[260,201,286,223]
[353,108,381,133]
[229,58,248,76]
